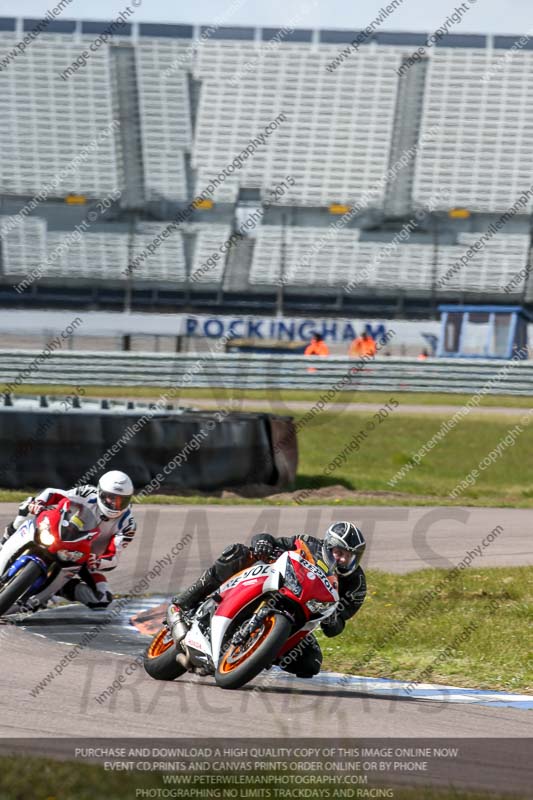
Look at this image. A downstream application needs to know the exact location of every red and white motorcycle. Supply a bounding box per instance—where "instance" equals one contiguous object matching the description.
[0,498,97,616]
[144,538,340,690]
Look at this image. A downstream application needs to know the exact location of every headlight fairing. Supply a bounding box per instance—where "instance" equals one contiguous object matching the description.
[56,549,85,562]
[38,528,55,546]
[306,599,336,614]
[283,559,303,597]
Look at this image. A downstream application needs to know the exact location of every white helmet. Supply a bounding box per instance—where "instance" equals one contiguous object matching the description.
[97,470,133,519]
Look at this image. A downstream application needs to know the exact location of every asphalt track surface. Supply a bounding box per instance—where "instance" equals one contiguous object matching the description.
[0,503,531,794]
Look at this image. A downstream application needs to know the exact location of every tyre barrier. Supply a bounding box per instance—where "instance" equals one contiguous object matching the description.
[0,397,297,493]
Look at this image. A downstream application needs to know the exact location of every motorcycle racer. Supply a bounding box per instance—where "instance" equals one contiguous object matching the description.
[1,470,136,609]
[168,521,366,678]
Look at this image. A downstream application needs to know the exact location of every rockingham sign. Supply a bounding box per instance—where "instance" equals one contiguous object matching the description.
[0,310,441,350]
[184,315,387,342]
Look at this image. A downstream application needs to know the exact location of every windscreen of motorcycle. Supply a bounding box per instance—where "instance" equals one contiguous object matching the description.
[59,505,99,541]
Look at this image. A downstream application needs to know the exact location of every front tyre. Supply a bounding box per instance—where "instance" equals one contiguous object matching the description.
[0,560,43,616]
[143,626,187,681]
[215,612,291,690]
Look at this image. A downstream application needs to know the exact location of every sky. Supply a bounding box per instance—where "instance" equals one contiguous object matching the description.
[2,0,532,37]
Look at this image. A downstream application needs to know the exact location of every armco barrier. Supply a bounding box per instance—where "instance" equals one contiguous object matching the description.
[0,399,297,492]
[1,350,533,395]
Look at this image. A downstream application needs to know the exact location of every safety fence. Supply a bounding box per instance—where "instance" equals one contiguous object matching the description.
[1,351,533,395]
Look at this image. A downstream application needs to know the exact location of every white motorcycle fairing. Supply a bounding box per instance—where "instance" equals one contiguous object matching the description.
[0,519,81,611]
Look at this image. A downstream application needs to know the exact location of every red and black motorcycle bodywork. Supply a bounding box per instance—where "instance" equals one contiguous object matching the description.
[144,538,340,690]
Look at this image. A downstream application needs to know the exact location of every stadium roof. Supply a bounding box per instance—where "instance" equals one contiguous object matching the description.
[0,17,531,49]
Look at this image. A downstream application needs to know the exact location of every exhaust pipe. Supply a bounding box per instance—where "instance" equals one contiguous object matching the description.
[167,603,188,645]
[176,646,191,669]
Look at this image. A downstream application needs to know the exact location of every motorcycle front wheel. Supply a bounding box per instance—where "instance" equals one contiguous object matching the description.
[215,611,291,690]
[0,560,43,616]
[143,626,187,681]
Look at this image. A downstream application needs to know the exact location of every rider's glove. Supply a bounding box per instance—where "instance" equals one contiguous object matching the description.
[88,553,102,572]
[27,500,45,516]
[253,536,275,561]
[18,497,43,517]
[321,613,345,638]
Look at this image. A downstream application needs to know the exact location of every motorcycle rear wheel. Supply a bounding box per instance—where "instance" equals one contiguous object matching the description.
[143,626,187,681]
[0,560,43,616]
[215,611,291,690]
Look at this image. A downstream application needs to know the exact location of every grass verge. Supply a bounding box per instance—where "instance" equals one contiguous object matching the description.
[320,566,532,694]
[0,756,521,800]
[292,409,533,506]
[2,409,533,507]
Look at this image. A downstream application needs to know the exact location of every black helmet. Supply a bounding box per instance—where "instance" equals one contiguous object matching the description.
[322,521,365,575]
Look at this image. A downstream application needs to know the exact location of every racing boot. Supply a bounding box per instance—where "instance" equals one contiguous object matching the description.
[169,568,220,664]
[172,567,219,613]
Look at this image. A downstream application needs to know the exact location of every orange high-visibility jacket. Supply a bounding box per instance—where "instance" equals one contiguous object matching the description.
[304,341,330,357]
[349,337,376,357]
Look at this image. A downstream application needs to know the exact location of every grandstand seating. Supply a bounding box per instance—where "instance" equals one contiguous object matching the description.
[249,225,531,293]
[0,215,47,275]
[414,48,533,213]
[136,40,193,201]
[46,231,129,280]
[1,20,532,302]
[0,33,120,198]
[132,223,187,281]
[193,44,400,206]
[3,23,533,215]
[251,226,361,285]
[190,224,231,283]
